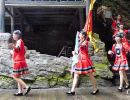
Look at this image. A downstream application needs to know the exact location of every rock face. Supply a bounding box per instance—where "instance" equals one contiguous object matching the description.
[0,33,113,89]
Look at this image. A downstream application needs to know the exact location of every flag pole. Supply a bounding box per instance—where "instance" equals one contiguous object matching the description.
[86,0,91,18]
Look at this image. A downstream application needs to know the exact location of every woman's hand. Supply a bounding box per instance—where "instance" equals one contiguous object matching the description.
[72,51,76,55]
[10,50,13,58]
[82,41,87,46]
[108,50,113,55]
[8,43,15,49]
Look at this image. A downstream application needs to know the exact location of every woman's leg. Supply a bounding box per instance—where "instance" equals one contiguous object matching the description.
[12,76,28,89]
[119,70,124,89]
[17,78,28,89]
[12,76,23,94]
[13,75,31,95]
[17,82,23,93]
[122,70,129,86]
[88,73,98,91]
[71,73,79,92]
[17,78,31,95]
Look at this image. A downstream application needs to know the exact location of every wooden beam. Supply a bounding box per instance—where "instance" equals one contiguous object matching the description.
[5,7,13,17]
[23,15,74,18]
[14,8,34,33]
[14,8,30,26]
[22,11,75,15]
[5,22,69,26]
[19,8,77,12]
[10,7,14,33]
[26,18,73,22]
[28,22,70,25]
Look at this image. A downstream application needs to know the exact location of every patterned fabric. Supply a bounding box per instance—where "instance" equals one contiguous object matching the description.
[75,41,95,74]
[12,39,29,77]
[13,61,29,77]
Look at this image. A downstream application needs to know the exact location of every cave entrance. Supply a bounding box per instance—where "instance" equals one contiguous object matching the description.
[5,1,111,57]
[5,8,86,56]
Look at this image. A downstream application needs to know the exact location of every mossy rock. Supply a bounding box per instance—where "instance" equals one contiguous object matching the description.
[35,76,47,82]
[33,76,49,88]
[0,76,16,89]
[94,63,113,79]
[57,73,72,87]
[48,77,58,87]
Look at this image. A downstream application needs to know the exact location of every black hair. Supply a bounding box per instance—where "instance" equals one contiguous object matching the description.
[80,30,87,39]
[8,34,16,44]
[13,30,22,39]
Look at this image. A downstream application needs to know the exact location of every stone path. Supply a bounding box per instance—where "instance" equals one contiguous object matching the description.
[0,87,130,100]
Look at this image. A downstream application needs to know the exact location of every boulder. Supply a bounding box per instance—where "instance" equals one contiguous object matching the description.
[0,33,113,89]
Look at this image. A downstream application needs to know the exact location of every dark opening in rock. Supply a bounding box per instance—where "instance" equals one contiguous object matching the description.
[5,8,86,56]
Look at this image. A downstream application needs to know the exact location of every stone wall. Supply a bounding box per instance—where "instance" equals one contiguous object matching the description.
[0,33,113,89]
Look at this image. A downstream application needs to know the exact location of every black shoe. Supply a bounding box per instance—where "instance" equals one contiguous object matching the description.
[91,89,99,95]
[118,88,123,92]
[14,93,23,96]
[124,85,130,89]
[66,91,75,96]
[24,87,31,96]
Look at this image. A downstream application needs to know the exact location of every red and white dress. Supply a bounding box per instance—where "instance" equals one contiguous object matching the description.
[112,43,130,71]
[12,39,29,77]
[75,41,95,74]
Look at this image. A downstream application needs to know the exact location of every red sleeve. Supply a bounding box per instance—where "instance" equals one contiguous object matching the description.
[124,29,130,34]
[112,21,116,29]
[123,43,130,52]
[113,30,118,35]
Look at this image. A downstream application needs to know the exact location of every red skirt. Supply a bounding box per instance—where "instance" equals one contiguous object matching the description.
[113,56,129,71]
[12,61,29,77]
[75,57,95,75]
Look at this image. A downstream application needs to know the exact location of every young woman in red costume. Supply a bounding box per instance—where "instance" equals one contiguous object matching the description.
[108,34,130,92]
[113,24,130,46]
[66,30,99,95]
[112,14,123,32]
[9,30,31,96]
